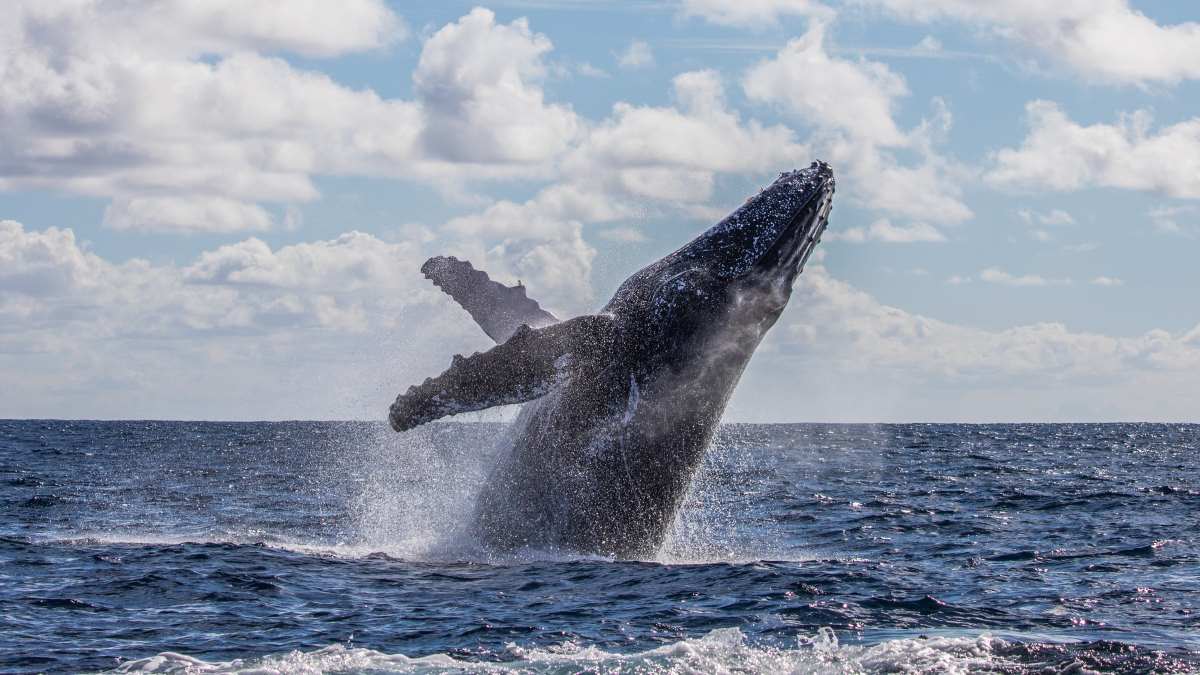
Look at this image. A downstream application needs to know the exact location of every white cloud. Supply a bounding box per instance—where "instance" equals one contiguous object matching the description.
[442,198,599,313]
[988,102,1200,198]
[744,22,908,147]
[832,219,947,243]
[11,0,405,60]
[414,8,579,163]
[103,196,275,233]
[0,220,105,296]
[617,40,655,69]
[788,265,1197,378]
[679,0,833,28]
[979,267,1071,287]
[371,67,807,316]
[1,220,432,335]
[1091,276,1125,287]
[745,264,1200,421]
[0,5,580,233]
[4,220,1198,421]
[0,219,486,419]
[184,232,418,292]
[567,69,808,204]
[743,23,971,224]
[855,0,1200,85]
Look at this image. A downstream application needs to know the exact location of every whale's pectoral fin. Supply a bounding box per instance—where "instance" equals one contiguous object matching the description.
[389,314,615,432]
[421,256,559,344]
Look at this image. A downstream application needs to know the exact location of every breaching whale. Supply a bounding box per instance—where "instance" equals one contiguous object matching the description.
[390,161,835,557]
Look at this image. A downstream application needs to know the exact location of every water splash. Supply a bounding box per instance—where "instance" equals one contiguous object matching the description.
[332,421,503,560]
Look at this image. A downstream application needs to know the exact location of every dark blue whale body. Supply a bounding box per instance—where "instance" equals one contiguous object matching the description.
[391,162,835,557]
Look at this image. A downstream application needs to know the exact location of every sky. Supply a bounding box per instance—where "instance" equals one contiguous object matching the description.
[1,0,1198,422]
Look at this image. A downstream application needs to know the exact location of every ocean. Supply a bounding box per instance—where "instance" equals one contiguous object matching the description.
[1,420,1197,673]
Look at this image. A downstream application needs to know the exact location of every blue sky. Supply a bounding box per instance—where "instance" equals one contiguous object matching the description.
[1,0,1198,421]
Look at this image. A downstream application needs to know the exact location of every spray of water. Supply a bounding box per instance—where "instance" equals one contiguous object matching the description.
[331,420,501,559]
[327,416,820,564]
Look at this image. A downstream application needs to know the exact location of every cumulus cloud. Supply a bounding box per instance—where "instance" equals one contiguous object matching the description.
[184,232,419,293]
[1,220,432,334]
[744,22,908,147]
[363,67,810,315]
[988,102,1200,198]
[0,4,578,233]
[0,220,105,296]
[743,264,1200,421]
[414,8,579,163]
[444,204,598,313]
[831,219,947,243]
[4,220,1198,420]
[679,0,833,28]
[11,0,405,60]
[0,219,493,419]
[743,23,971,224]
[787,265,1197,378]
[572,70,808,203]
[855,0,1200,85]
[102,196,275,233]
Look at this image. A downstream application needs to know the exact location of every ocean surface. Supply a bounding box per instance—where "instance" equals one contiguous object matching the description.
[1,420,1197,674]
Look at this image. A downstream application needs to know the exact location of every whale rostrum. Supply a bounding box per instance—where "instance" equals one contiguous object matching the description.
[390,161,836,557]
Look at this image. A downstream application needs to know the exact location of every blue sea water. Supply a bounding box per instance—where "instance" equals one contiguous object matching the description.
[1,420,1197,673]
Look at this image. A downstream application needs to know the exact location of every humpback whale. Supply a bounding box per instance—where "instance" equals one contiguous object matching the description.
[390,161,835,557]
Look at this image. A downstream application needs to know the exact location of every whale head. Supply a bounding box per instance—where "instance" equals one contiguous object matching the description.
[600,161,834,428]
[607,161,834,333]
[679,160,834,286]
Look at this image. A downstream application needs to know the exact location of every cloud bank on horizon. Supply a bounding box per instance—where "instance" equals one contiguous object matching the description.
[1,0,1198,422]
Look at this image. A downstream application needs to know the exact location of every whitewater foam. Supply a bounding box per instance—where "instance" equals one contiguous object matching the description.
[109,627,1035,674]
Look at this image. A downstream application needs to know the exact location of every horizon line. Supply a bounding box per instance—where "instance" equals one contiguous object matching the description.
[2,418,1196,425]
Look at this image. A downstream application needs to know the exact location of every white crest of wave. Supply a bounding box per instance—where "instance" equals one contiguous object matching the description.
[110,627,1026,674]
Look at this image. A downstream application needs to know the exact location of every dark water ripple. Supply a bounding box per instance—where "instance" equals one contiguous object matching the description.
[0,420,1198,673]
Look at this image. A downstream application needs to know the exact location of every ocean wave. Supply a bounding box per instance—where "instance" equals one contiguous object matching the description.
[108,628,1030,674]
